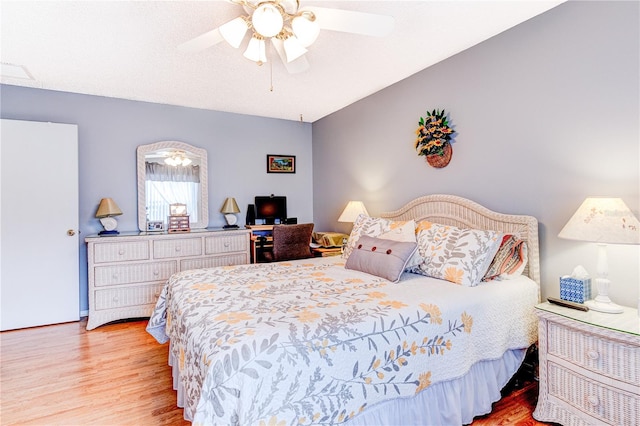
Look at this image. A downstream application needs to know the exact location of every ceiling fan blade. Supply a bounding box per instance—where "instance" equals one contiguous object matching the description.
[272,38,310,74]
[306,6,394,37]
[178,28,224,52]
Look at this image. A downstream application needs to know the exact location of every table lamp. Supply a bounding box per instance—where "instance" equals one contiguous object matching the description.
[558,197,640,313]
[338,201,369,252]
[96,198,123,235]
[338,201,369,223]
[221,197,240,229]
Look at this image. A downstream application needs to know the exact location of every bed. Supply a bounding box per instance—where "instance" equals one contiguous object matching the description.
[147,194,541,425]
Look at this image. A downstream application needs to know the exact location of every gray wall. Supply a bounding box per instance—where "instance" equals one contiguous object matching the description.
[0,88,313,312]
[312,1,640,306]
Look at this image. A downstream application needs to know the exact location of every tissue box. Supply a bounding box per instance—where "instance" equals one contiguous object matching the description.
[560,277,591,303]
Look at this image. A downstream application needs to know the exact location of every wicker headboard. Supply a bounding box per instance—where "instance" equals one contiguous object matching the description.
[381,194,540,288]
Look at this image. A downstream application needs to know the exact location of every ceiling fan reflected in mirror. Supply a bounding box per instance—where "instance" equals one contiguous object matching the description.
[178,0,395,73]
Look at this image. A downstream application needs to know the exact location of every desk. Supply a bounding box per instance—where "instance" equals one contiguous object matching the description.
[246,225,273,263]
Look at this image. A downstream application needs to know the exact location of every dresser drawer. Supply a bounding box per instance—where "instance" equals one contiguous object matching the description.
[93,241,150,263]
[548,361,640,426]
[205,234,248,254]
[94,261,177,287]
[547,321,640,386]
[181,253,249,270]
[94,283,164,310]
[154,238,202,259]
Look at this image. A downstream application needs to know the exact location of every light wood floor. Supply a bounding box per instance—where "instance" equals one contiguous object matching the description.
[1,319,553,425]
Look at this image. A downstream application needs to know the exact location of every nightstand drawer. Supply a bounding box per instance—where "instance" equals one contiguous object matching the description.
[154,238,202,258]
[547,321,640,386]
[94,261,177,287]
[93,241,150,263]
[205,234,248,254]
[94,284,164,310]
[548,362,640,426]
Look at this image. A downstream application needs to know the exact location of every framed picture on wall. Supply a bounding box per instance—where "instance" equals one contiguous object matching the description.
[267,154,296,173]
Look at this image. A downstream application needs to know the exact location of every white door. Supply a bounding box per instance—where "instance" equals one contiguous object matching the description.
[0,119,79,331]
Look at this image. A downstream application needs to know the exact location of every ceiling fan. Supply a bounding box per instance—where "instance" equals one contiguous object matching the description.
[178,0,395,73]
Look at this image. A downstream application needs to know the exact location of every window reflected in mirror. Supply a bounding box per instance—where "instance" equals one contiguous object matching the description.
[145,161,200,223]
[137,141,208,231]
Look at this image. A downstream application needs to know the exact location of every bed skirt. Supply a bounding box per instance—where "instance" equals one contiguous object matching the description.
[167,342,526,425]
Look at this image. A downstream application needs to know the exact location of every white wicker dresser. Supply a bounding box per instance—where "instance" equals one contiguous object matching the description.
[533,302,640,425]
[85,229,250,330]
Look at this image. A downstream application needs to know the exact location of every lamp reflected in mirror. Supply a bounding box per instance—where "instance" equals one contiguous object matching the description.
[96,198,123,235]
[221,197,240,229]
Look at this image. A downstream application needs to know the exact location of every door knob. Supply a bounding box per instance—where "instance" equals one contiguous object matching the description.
[67,229,77,236]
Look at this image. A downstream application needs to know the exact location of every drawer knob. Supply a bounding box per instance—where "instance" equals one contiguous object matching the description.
[587,350,600,360]
[119,249,125,255]
[153,270,159,276]
[112,273,119,280]
[587,395,599,406]
[224,242,230,247]
[113,296,119,303]
[175,247,181,252]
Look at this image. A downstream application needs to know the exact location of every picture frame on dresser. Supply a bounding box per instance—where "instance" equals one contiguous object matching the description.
[147,221,164,232]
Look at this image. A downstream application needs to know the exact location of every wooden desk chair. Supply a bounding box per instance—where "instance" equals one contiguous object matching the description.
[263,223,314,262]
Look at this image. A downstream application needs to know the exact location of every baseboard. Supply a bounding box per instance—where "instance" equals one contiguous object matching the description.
[80,310,89,318]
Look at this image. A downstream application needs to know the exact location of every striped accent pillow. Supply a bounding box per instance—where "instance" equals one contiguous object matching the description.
[482,235,528,281]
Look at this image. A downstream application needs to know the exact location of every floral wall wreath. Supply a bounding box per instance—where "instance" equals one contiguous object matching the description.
[415,109,456,168]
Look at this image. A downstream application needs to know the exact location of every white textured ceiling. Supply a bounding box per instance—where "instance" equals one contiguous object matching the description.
[0,1,564,122]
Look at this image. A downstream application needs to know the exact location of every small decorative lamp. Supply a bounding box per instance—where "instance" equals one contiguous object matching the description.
[221,197,240,229]
[558,197,640,313]
[338,201,369,223]
[96,198,123,235]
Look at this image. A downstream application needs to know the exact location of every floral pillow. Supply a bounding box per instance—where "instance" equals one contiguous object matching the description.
[411,221,503,287]
[342,215,415,259]
[482,235,528,281]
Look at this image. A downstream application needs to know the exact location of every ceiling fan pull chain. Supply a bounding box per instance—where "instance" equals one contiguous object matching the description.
[269,46,274,92]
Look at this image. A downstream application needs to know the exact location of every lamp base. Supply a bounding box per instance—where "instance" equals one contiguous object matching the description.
[99,230,120,236]
[584,299,624,314]
[223,225,239,229]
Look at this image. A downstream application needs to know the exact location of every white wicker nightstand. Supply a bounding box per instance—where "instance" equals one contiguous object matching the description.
[533,302,640,425]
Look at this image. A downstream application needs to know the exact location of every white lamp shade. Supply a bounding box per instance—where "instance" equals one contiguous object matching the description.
[219,17,249,48]
[558,197,640,245]
[292,12,320,47]
[338,201,369,223]
[252,3,284,38]
[243,35,267,63]
[283,35,307,62]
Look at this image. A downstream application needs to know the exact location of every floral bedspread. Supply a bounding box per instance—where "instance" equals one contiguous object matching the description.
[147,257,537,426]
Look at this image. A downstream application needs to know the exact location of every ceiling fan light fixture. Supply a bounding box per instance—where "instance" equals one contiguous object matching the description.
[243,34,267,64]
[219,16,251,48]
[282,35,307,63]
[291,11,319,47]
[164,151,192,167]
[252,3,284,38]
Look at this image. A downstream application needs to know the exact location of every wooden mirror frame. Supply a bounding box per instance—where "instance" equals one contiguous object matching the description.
[136,141,209,231]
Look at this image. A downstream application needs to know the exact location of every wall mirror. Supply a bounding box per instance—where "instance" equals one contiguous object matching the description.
[137,141,208,231]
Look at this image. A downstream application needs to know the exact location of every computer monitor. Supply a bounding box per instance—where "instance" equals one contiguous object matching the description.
[254,196,287,225]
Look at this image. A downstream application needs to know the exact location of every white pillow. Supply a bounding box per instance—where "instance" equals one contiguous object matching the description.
[342,215,415,259]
